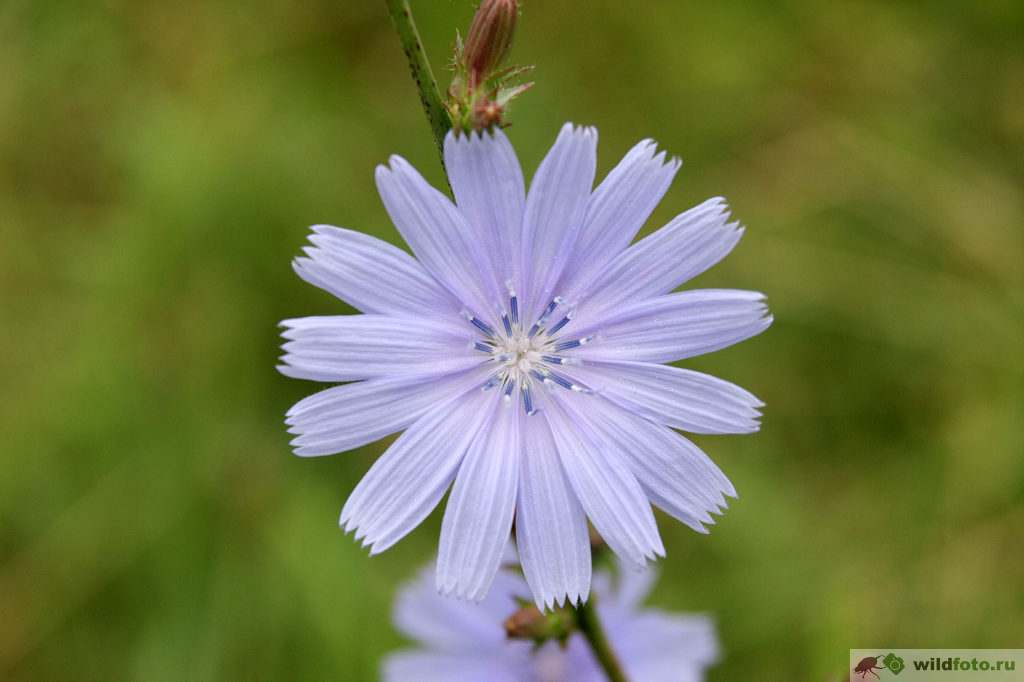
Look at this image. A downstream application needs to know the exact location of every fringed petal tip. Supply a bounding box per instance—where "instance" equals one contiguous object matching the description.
[534,587,589,613]
[443,125,512,146]
[558,121,599,143]
[339,515,389,557]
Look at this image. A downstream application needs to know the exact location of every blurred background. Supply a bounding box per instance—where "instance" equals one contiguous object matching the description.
[2,0,1022,679]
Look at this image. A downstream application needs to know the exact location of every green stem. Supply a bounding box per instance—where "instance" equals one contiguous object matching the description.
[575,597,629,682]
[383,0,452,167]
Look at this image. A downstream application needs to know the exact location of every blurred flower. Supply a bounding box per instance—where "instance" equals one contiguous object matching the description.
[279,124,771,607]
[382,558,720,682]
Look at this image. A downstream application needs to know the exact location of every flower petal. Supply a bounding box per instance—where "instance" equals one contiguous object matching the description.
[382,652,526,682]
[521,123,597,322]
[515,413,591,610]
[574,396,736,533]
[544,394,664,567]
[610,612,720,681]
[285,366,489,456]
[376,156,496,321]
[570,361,764,434]
[445,128,526,301]
[437,394,521,601]
[340,391,494,555]
[394,564,523,651]
[576,197,742,316]
[613,565,658,611]
[278,314,480,382]
[293,225,457,317]
[559,139,679,300]
[570,289,772,364]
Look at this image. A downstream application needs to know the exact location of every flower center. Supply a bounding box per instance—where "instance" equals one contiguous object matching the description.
[464,284,592,415]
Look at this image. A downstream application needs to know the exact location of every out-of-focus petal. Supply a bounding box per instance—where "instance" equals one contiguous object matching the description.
[609,612,720,682]
[382,652,527,682]
[393,565,521,651]
[614,565,659,611]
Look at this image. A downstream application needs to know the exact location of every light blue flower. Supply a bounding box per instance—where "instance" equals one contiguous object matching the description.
[279,124,771,608]
[383,558,720,682]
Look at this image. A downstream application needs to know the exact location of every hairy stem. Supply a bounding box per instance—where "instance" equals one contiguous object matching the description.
[575,597,629,682]
[383,0,452,166]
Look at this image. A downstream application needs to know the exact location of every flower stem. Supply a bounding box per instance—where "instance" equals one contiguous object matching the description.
[383,0,452,166]
[574,597,629,682]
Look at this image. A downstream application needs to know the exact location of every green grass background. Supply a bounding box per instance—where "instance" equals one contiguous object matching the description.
[2,1,1022,679]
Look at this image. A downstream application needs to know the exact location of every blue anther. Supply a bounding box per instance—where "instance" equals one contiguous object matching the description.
[469,316,496,337]
[522,385,535,415]
[547,315,571,336]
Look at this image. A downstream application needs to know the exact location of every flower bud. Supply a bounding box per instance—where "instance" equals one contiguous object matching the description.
[464,0,518,85]
[504,602,575,644]
[504,604,546,639]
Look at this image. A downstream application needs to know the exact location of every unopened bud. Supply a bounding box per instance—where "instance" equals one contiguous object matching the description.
[464,0,518,85]
[504,602,575,644]
[504,604,546,639]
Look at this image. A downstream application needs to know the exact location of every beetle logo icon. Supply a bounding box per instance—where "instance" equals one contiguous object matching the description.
[853,652,905,677]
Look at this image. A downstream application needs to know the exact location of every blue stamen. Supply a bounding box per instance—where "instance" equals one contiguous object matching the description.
[542,355,564,365]
[502,314,513,336]
[510,296,519,325]
[547,315,571,336]
[554,335,592,352]
[547,371,590,393]
[474,341,494,353]
[469,316,496,336]
[522,385,535,415]
[528,298,561,338]
[542,298,559,318]
[547,372,575,391]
